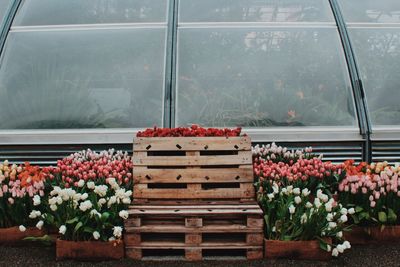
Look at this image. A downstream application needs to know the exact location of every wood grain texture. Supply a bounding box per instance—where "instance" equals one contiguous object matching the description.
[133,136,251,151]
[0,227,45,244]
[264,239,331,261]
[56,239,124,260]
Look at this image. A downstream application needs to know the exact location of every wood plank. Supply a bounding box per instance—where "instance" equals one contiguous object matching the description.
[133,153,252,166]
[132,199,257,205]
[128,241,261,248]
[129,204,261,210]
[128,208,263,216]
[125,225,263,233]
[133,136,251,151]
[134,167,253,184]
[133,187,254,200]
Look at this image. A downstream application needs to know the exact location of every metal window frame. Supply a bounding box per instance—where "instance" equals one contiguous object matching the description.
[0,0,366,150]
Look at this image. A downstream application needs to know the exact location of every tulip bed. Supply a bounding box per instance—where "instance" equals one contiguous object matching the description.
[1,126,400,261]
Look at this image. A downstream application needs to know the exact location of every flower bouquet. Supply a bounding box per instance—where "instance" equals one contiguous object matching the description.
[39,177,131,260]
[339,160,400,243]
[260,183,351,260]
[0,161,47,243]
[253,143,344,195]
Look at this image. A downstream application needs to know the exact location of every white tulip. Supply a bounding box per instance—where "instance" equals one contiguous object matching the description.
[332,248,339,257]
[87,181,95,189]
[59,225,67,235]
[19,225,26,232]
[289,205,296,214]
[348,208,355,215]
[77,179,85,188]
[113,226,123,238]
[294,196,302,205]
[33,195,41,206]
[36,220,44,230]
[93,231,100,240]
[119,210,129,220]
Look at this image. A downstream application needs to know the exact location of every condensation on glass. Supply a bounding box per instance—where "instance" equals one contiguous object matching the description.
[13,0,168,25]
[338,0,400,127]
[179,0,335,22]
[0,0,168,129]
[0,0,12,25]
[176,0,357,127]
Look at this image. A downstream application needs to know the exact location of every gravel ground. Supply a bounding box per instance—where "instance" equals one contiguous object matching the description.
[1,243,399,267]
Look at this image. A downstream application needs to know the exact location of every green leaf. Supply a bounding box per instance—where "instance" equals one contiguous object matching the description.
[387,209,397,223]
[83,226,95,234]
[355,206,363,213]
[378,211,387,223]
[66,217,79,224]
[319,241,328,251]
[101,212,110,222]
[74,222,83,233]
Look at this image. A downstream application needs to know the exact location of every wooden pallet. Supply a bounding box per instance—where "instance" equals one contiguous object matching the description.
[124,204,264,261]
[132,136,254,203]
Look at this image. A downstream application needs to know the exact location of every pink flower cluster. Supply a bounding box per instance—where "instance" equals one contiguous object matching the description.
[0,160,45,200]
[339,161,400,208]
[52,149,133,187]
[254,157,340,182]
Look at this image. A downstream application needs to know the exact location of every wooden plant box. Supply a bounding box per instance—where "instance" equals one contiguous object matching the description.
[132,136,254,204]
[0,226,45,244]
[264,239,331,261]
[56,239,124,260]
[343,226,370,245]
[125,204,264,261]
[369,225,400,243]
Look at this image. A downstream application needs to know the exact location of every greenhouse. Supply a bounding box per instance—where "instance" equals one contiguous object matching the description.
[0,0,399,164]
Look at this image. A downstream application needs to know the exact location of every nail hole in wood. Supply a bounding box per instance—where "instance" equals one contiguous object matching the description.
[145,175,151,180]
[235,176,240,180]
[176,175,182,180]
[174,209,180,212]
[146,145,152,150]
[205,176,210,180]
[140,209,145,212]
[204,145,208,150]
[234,145,239,149]
[207,209,212,212]
[176,144,182,149]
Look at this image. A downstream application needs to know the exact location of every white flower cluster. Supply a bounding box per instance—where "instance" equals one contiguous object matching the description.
[67,148,129,163]
[252,143,316,160]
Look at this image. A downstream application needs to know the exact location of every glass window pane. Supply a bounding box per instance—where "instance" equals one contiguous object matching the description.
[0,28,165,129]
[176,28,356,127]
[179,0,334,23]
[338,0,400,23]
[349,28,400,126]
[14,0,168,26]
[0,0,12,24]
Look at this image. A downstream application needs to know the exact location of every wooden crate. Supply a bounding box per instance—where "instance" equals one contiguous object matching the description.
[124,204,264,261]
[132,136,254,203]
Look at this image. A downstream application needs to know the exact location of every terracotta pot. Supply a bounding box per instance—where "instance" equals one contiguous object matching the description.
[0,226,45,244]
[343,226,370,245]
[264,238,331,261]
[56,239,124,260]
[369,225,400,243]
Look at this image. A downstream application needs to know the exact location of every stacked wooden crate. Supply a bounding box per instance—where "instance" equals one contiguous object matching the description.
[125,136,263,260]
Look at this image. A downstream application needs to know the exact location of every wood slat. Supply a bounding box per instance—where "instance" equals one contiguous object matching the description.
[128,208,262,216]
[133,136,251,151]
[125,225,263,233]
[133,187,254,200]
[128,242,259,248]
[134,167,253,184]
[128,204,260,210]
[133,153,252,166]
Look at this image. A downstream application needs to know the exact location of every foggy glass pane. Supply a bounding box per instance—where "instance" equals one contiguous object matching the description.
[0,28,165,129]
[176,28,356,127]
[179,0,334,23]
[0,0,12,24]
[338,0,400,23]
[349,28,400,126]
[14,0,168,26]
